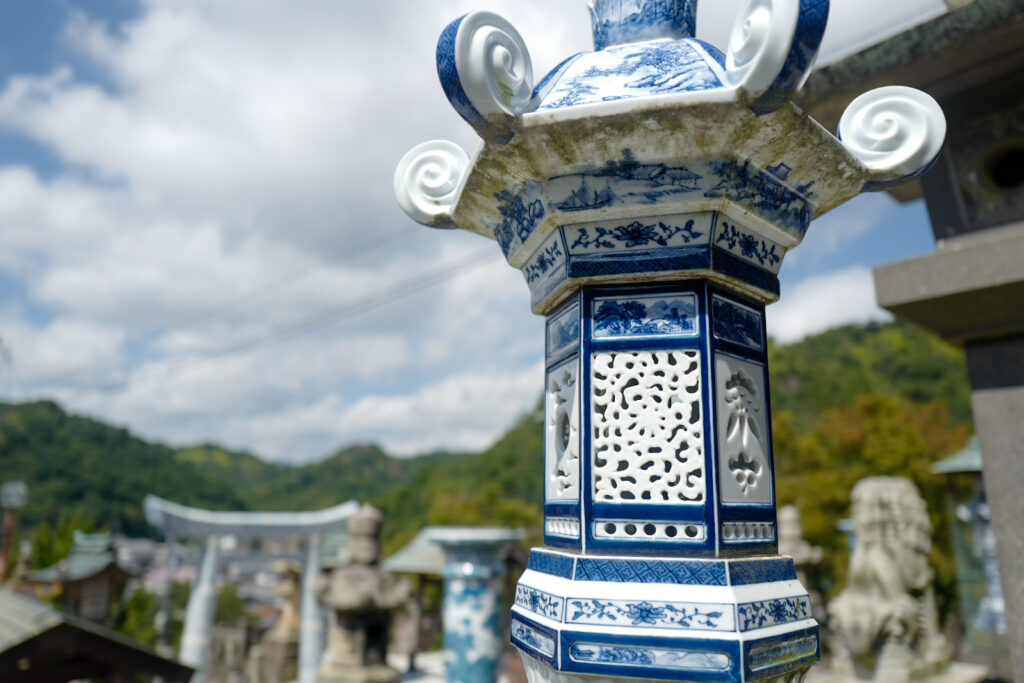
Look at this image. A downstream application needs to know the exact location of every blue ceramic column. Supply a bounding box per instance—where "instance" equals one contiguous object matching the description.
[396,1,946,681]
[430,528,524,683]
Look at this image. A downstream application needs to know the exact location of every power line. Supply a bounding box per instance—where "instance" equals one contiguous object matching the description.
[171,228,413,329]
[41,227,422,388]
[87,246,501,393]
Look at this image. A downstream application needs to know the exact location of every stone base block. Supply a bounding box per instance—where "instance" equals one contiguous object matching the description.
[806,661,989,683]
[318,663,403,683]
[511,549,818,683]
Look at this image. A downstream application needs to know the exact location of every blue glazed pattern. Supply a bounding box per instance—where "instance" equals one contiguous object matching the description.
[711,296,763,350]
[592,294,697,338]
[569,643,730,671]
[533,153,812,241]
[436,16,511,143]
[539,40,721,110]
[511,618,557,657]
[444,577,503,683]
[750,0,830,115]
[590,0,697,50]
[737,596,812,632]
[528,551,575,578]
[570,218,703,251]
[714,220,782,272]
[550,150,701,212]
[494,183,545,257]
[546,303,580,359]
[728,558,797,586]
[524,234,566,284]
[567,598,730,631]
[575,558,727,585]
[704,159,813,235]
[515,585,564,621]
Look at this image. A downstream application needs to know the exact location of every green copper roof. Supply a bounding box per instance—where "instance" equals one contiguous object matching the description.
[27,530,133,583]
[932,436,983,474]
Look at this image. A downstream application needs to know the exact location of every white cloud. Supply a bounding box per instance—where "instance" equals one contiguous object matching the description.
[0,1,941,463]
[768,267,892,345]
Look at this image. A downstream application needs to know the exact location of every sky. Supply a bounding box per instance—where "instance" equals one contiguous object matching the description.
[0,0,950,463]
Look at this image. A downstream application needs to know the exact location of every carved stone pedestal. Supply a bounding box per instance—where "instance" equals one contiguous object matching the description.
[317,505,410,683]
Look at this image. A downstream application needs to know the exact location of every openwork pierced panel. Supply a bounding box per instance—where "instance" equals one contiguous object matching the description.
[591,350,705,503]
[546,358,581,502]
[715,353,772,504]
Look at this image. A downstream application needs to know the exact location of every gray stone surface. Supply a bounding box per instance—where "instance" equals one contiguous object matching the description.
[965,352,1024,682]
[875,240,1024,682]
[874,222,1024,343]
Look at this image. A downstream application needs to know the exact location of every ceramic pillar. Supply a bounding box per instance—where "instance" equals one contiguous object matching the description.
[180,534,219,683]
[396,1,946,681]
[299,533,323,683]
[431,529,522,683]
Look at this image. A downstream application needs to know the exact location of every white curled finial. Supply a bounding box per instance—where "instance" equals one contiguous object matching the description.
[456,12,534,122]
[724,0,801,97]
[839,86,946,179]
[394,140,469,227]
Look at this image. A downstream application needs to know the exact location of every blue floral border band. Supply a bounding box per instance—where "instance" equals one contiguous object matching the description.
[737,596,812,632]
[515,585,564,621]
[566,598,734,632]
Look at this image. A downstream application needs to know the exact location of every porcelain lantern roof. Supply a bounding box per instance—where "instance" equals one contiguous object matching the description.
[396,0,946,313]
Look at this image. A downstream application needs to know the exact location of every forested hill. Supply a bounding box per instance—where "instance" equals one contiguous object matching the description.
[0,320,973,585]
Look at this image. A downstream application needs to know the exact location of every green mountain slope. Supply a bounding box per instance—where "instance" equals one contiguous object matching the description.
[0,321,973,577]
[0,401,250,537]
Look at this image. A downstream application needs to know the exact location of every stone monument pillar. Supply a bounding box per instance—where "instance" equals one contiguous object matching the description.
[777,506,822,602]
[428,527,523,683]
[180,534,219,683]
[395,1,947,681]
[248,562,303,683]
[317,504,411,683]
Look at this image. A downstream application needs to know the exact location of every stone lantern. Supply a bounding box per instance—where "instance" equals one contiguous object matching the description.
[394,1,946,681]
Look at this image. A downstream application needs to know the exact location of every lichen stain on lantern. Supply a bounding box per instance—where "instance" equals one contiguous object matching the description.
[394,0,946,681]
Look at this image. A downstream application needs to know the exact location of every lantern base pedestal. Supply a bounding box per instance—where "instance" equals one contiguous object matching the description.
[511,549,818,683]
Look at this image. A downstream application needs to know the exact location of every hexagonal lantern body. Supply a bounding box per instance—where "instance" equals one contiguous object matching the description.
[395,1,947,682]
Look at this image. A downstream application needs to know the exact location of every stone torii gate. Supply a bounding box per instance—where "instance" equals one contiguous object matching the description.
[144,495,360,683]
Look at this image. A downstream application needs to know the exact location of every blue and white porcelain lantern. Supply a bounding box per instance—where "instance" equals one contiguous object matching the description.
[395,1,946,681]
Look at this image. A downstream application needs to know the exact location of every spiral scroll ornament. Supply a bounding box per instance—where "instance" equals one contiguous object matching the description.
[438,11,534,142]
[839,86,947,179]
[724,0,801,98]
[394,140,469,227]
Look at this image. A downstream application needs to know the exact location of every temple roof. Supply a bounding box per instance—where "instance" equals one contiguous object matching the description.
[383,526,524,575]
[28,530,134,584]
[932,436,983,474]
[0,589,193,682]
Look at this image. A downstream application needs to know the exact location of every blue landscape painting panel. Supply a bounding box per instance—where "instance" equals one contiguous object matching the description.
[547,303,581,358]
[546,151,812,239]
[538,39,720,110]
[711,297,763,350]
[592,293,699,338]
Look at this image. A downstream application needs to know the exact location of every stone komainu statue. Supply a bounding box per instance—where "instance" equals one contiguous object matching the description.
[828,477,950,681]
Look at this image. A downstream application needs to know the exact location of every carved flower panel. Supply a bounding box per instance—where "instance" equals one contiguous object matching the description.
[546,358,580,502]
[715,353,772,505]
[591,350,705,503]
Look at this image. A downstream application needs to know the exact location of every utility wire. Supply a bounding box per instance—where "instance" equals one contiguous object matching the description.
[42,227,421,388]
[171,228,413,329]
[89,246,501,393]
